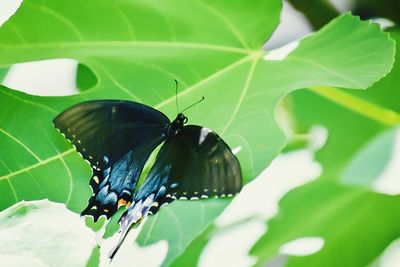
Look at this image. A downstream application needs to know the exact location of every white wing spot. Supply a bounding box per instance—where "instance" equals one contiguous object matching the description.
[199,127,212,145]
[232,146,242,155]
[92,176,100,184]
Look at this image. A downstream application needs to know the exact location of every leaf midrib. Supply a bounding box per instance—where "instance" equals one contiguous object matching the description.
[0,41,252,55]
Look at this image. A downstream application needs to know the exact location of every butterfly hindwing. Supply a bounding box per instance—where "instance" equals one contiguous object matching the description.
[109,125,242,257]
[53,100,170,221]
[81,149,148,220]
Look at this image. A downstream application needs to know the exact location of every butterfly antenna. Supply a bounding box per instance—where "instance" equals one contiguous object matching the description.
[174,79,180,114]
[181,96,205,113]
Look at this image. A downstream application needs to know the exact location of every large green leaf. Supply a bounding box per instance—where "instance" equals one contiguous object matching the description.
[0,200,96,267]
[250,181,400,267]
[0,0,394,265]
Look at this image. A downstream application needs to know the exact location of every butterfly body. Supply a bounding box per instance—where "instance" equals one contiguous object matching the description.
[53,100,242,258]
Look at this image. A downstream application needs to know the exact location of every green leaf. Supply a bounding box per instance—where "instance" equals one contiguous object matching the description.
[250,181,400,267]
[0,200,96,267]
[348,29,400,115]
[289,88,384,180]
[76,63,97,92]
[0,67,7,81]
[341,126,400,191]
[289,28,400,181]
[0,1,394,265]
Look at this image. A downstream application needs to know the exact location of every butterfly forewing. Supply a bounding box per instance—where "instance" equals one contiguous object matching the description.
[53,100,170,221]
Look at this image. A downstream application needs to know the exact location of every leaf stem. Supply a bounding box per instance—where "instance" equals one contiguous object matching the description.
[308,86,400,127]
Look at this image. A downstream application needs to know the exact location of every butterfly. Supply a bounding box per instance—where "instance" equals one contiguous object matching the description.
[53,88,242,258]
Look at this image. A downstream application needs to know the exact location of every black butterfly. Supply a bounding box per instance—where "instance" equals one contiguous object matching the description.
[53,94,242,258]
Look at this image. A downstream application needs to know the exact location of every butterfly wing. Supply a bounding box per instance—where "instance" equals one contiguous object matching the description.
[109,125,242,258]
[165,125,242,199]
[53,100,170,221]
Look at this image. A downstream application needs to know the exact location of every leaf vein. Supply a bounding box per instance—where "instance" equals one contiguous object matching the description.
[220,58,258,135]
[25,2,84,41]
[0,89,58,114]
[288,56,362,88]
[154,54,252,110]
[0,128,41,162]
[0,149,75,181]
[197,0,249,49]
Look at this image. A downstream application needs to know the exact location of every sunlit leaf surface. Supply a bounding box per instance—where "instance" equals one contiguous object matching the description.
[0,200,96,267]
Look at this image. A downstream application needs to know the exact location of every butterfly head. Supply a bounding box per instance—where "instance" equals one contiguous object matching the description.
[167,113,188,138]
[175,113,188,126]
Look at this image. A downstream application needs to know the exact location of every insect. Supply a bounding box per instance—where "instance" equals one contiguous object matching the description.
[53,81,242,258]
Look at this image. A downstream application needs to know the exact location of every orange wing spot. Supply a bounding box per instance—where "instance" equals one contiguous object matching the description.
[117,199,127,208]
[126,201,132,207]
[103,209,109,213]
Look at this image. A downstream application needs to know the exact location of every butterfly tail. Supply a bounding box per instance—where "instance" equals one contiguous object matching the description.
[108,165,175,259]
[108,194,158,259]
